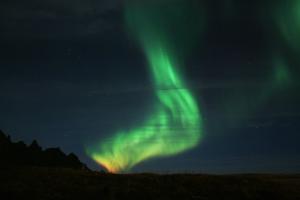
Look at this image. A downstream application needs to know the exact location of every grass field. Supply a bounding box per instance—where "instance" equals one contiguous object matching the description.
[0,166,299,200]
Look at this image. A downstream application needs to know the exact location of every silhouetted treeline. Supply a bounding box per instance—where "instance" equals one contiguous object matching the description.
[0,130,89,170]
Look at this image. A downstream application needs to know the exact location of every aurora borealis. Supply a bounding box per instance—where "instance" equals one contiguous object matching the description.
[271,0,300,51]
[1,0,300,174]
[87,48,202,172]
[86,0,204,173]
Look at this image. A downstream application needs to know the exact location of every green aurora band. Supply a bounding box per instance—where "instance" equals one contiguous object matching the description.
[272,0,300,51]
[86,1,204,173]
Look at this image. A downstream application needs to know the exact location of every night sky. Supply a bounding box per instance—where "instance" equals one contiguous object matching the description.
[1,0,300,173]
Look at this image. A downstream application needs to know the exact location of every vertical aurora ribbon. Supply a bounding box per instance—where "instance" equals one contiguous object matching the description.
[272,0,300,52]
[86,0,204,173]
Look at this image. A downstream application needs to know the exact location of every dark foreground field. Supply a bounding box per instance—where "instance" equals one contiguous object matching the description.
[0,167,299,200]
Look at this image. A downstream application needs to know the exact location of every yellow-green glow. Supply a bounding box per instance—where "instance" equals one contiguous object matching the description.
[86,1,204,173]
[272,58,292,88]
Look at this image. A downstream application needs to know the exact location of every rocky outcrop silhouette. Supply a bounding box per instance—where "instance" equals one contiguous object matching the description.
[0,130,89,170]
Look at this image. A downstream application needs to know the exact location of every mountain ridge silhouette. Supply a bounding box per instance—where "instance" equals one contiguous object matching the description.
[0,129,89,170]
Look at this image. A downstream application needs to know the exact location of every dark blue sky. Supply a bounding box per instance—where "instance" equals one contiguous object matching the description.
[0,0,300,173]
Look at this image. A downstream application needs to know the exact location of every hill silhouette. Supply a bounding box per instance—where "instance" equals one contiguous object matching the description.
[0,130,300,199]
[0,129,89,170]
